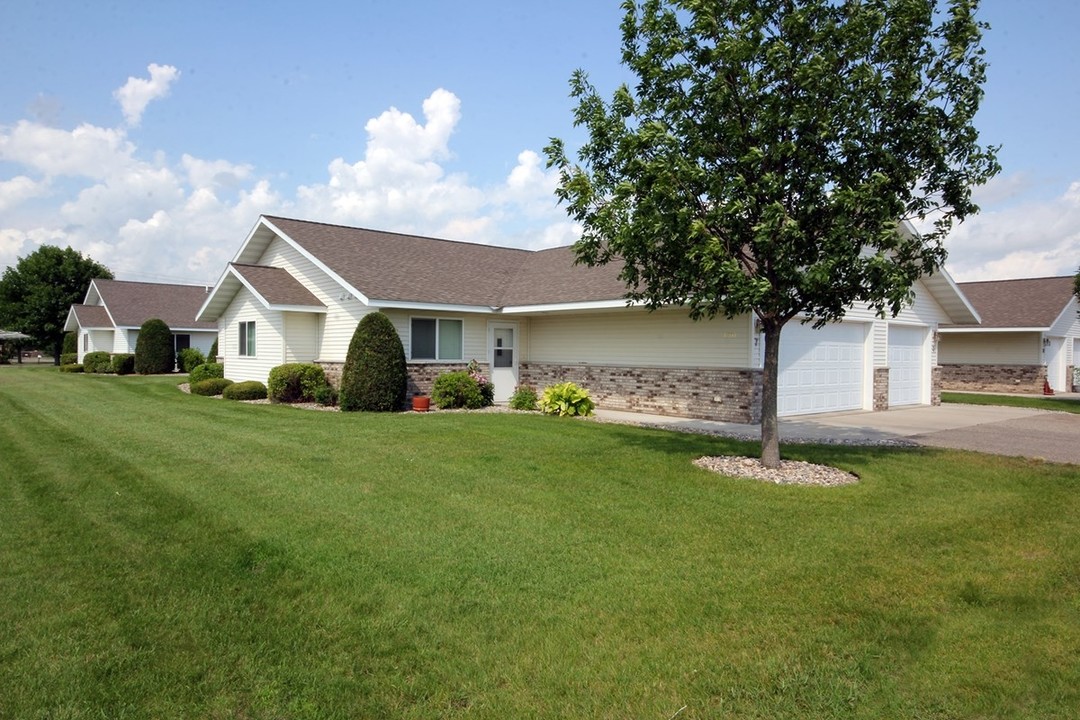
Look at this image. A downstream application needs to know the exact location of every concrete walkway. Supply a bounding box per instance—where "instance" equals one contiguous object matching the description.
[594,402,1080,464]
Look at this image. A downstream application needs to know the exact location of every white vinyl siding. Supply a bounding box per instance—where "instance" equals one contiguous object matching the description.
[79,329,114,362]
[938,332,1042,365]
[220,288,282,383]
[283,312,319,363]
[526,308,751,368]
[256,235,371,361]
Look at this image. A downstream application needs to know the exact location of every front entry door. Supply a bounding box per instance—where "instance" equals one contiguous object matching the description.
[488,323,518,403]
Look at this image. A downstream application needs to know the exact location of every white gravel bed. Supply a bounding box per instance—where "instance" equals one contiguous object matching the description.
[693,455,858,486]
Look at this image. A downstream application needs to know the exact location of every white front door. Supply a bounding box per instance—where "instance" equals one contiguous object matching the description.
[488,322,519,403]
[1045,336,1066,391]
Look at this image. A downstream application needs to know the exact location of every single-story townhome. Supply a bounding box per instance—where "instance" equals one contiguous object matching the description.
[197,215,980,422]
[939,276,1080,393]
[65,279,219,364]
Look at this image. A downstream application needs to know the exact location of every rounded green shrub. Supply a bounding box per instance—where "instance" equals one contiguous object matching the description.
[177,347,206,373]
[110,353,135,375]
[60,352,78,366]
[314,384,338,407]
[431,371,484,409]
[62,331,77,356]
[339,312,407,412]
[539,381,595,417]
[59,363,84,373]
[223,380,268,401]
[268,362,328,403]
[509,384,539,411]
[135,318,174,374]
[189,362,224,384]
[82,351,112,374]
[190,378,234,396]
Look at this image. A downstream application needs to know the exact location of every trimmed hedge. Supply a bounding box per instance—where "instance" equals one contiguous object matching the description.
[82,351,112,374]
[59,363,84,373]
[62,332,77,356]
[268,363,327,403]
[189,362,224,384]
[177,347,206,373]
[339,312,407,412]
[190,378,234,396]
[135,319,174,374]
[110,353,135,375]
[207,338,218,362]
[60,353,78,366]
[223,380,268,401]
[432,371,484,409]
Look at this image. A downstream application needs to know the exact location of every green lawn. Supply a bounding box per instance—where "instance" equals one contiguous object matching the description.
[3,366,1078,719]
[942,391,1080,414]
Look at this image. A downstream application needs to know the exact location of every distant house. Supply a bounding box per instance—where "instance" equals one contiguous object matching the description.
[939,276,1080,393]
[64,279,218,364]
[197,215,979,422]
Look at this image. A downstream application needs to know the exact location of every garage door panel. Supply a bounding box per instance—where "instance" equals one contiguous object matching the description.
[778,322,865,417]
[888,325,924,406]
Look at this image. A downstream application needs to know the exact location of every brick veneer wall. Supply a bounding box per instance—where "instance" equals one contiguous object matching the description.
[520,362,763,423]
[317,360,482,401]
[931,366,942,405]
[1068,365,1076,391]
[939,364,1045,394]
[873,368,889,411]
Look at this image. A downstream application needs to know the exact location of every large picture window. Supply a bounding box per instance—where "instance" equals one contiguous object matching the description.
[238,321,256,357]
[410,317,463,361]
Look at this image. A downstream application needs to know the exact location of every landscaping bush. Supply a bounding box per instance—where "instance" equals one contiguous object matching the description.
[539,381,595,417]
[268,363,328,403]
[59,363,84,373]
[60,352,78,366]
[135,319,174,374]
[177,347,206,373]
[207,338,218,362]
[189,378,234,396]
[82,351,112,374]
[466,359,494,407]
[339,312,407,412]
[509,384,539,411]
[189,362,224,384]
[110,353,135,375]
[223,380,268,401]
[431,371,484,409]
[314,384,339,407]
[62,331,77,357]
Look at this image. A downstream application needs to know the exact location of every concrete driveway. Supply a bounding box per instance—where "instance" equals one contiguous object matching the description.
[595,403,1080,464]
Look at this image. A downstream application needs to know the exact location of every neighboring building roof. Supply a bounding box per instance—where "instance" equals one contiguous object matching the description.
[92,279,218,330]
[67,304,114,329]
[230,264,326,309]
[944,276,1076,329]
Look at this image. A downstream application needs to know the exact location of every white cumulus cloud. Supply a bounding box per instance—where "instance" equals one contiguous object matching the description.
[113,63,180,127]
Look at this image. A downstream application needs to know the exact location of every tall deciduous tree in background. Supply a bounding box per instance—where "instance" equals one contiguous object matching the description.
[546,0,999,467]
[0,246,113,365]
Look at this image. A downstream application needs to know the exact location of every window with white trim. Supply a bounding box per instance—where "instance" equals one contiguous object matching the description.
[238,321,256,357]
[410,317,463,361]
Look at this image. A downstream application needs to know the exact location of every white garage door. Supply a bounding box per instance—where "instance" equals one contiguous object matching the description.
[888,325,924,406]
[778,322,865,416]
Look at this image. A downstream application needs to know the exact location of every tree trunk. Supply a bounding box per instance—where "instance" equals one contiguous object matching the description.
[52,336,62,366]
[760,320,782,468]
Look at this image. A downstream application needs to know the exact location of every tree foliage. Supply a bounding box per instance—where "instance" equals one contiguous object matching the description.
[0,245,112,364]
[134,318,174,375]
[339,312,408,412]
[546,0,999,466]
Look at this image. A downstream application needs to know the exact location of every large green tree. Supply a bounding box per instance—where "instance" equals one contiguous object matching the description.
[546,0,999,466]
[0,246,113,364]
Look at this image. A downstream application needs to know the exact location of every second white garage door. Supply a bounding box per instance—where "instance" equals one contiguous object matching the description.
[778,322,865,416]
[888,325,925,406]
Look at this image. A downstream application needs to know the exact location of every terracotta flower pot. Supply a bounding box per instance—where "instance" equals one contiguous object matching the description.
[412,396,430,412]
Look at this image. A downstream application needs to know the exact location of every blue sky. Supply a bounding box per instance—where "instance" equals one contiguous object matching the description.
[1,1,1077,285]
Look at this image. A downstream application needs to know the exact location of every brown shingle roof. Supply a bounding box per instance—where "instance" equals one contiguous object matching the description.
[949,276,1075,329]
[70,304,113,328]
[230,264,325,308]
[94,279,218,330]
[263,216,630,307]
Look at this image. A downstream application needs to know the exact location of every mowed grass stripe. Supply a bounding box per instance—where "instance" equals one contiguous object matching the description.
[1,365,1078,718]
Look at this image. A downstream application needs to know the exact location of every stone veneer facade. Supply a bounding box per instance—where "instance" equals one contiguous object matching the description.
[872,368,889,411]
[939,363,1045,394]
[519,362,763,423]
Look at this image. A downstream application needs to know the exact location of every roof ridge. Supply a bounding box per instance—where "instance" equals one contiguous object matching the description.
[959,275,1073,285]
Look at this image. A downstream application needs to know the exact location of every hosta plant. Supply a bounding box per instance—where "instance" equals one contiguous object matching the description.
[539,382,595,417]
